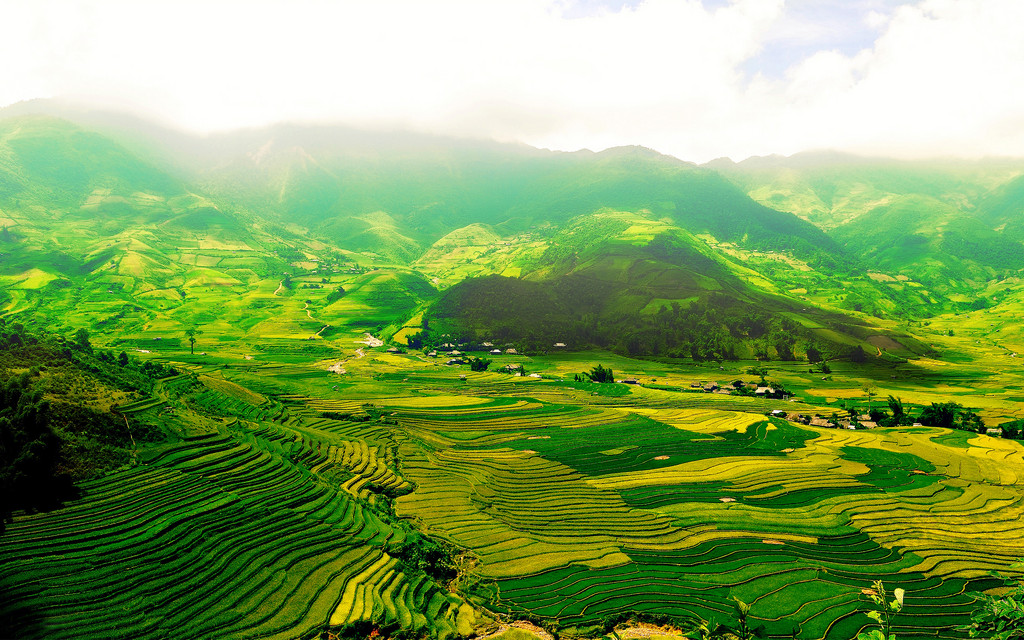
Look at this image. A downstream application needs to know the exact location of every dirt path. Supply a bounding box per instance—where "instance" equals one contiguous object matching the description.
[358,333,384,347]
[475,622,555,640]
[328,348,365,375]
[273,279,284,295]
[617,624,683,638]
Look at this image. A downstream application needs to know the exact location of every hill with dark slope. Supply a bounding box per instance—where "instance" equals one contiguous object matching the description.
[425,214,929,360]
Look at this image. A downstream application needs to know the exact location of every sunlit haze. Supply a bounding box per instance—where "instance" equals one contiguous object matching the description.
[3,0,1024,162]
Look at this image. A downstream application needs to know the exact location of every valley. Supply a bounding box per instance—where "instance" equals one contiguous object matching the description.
[2,108,1024,640]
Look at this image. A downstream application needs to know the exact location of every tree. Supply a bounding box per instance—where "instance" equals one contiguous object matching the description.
[918,402,959,429]
[862,384,878,409]
[586,364,614,383]
[918,402,984,432]
[118,351,130,367]
[72,328,92,354]
[746,366,768,384]
[469,357,491,372]
[960,563,1024,640]
[959,407,985,433]
[0,374,69,533]
[806,344,822,364]
[886,396,907,426]
[325,286,347,304]
[185,328,201,355]
[1000,419,1023,440]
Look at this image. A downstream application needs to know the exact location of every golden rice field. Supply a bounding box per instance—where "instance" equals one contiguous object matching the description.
[3,354,1023,640]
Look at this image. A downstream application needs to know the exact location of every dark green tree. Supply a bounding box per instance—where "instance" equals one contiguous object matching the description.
[586,364,615,383]
[0,374,69,533]
[960,563,1024,640]
[469,357,491,372]
[919,402,960,429]
[958,407,985,433]
[1000,419,1023,440]
[72,328,92,354]
[886,395,907,426]
[917,402,984,432]
[806,344,823,364]
[185,328,201,355]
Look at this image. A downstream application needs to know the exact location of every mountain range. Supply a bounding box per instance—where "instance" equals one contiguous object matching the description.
[1,101,1022,363]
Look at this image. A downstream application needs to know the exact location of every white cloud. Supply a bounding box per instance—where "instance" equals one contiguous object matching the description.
[1,0,1024,162]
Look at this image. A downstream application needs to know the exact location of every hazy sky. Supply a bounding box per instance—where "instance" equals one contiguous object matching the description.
[3,0,1023,162]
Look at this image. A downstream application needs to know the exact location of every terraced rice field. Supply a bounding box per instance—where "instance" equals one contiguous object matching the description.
[4,363,1023,639]
[388,395,1024,639]
[0,405,467,640]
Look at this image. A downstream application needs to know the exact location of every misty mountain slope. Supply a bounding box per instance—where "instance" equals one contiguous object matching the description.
[711,151,1024,229]
[0,116,182,212]
[977,172,1024,241]
[0,107,1016,353]
[713,152,1024,300]
[44,112,843,266]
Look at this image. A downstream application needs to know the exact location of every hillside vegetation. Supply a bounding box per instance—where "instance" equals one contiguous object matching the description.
[2,104,1024,640]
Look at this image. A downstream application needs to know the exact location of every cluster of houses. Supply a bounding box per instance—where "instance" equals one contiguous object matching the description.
[777,411,879,429]
[420,339,537,360]
[689,380,788,399]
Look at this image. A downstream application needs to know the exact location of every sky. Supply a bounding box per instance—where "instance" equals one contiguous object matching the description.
[2,0,1024,163]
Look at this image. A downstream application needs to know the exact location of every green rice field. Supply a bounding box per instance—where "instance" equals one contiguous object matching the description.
[3,344,1024,639]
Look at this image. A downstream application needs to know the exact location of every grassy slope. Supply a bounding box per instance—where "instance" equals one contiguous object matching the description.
[2,108,1024,640]
[713,152,1024,308]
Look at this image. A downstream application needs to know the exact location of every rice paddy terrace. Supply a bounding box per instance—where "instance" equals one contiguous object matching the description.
[3,351,1024,639]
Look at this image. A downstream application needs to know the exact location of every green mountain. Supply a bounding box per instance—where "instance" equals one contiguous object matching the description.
[5,105,1024,640]
[0,106,1016,365]
[423,209,930,360]
[713,152,1024,305]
